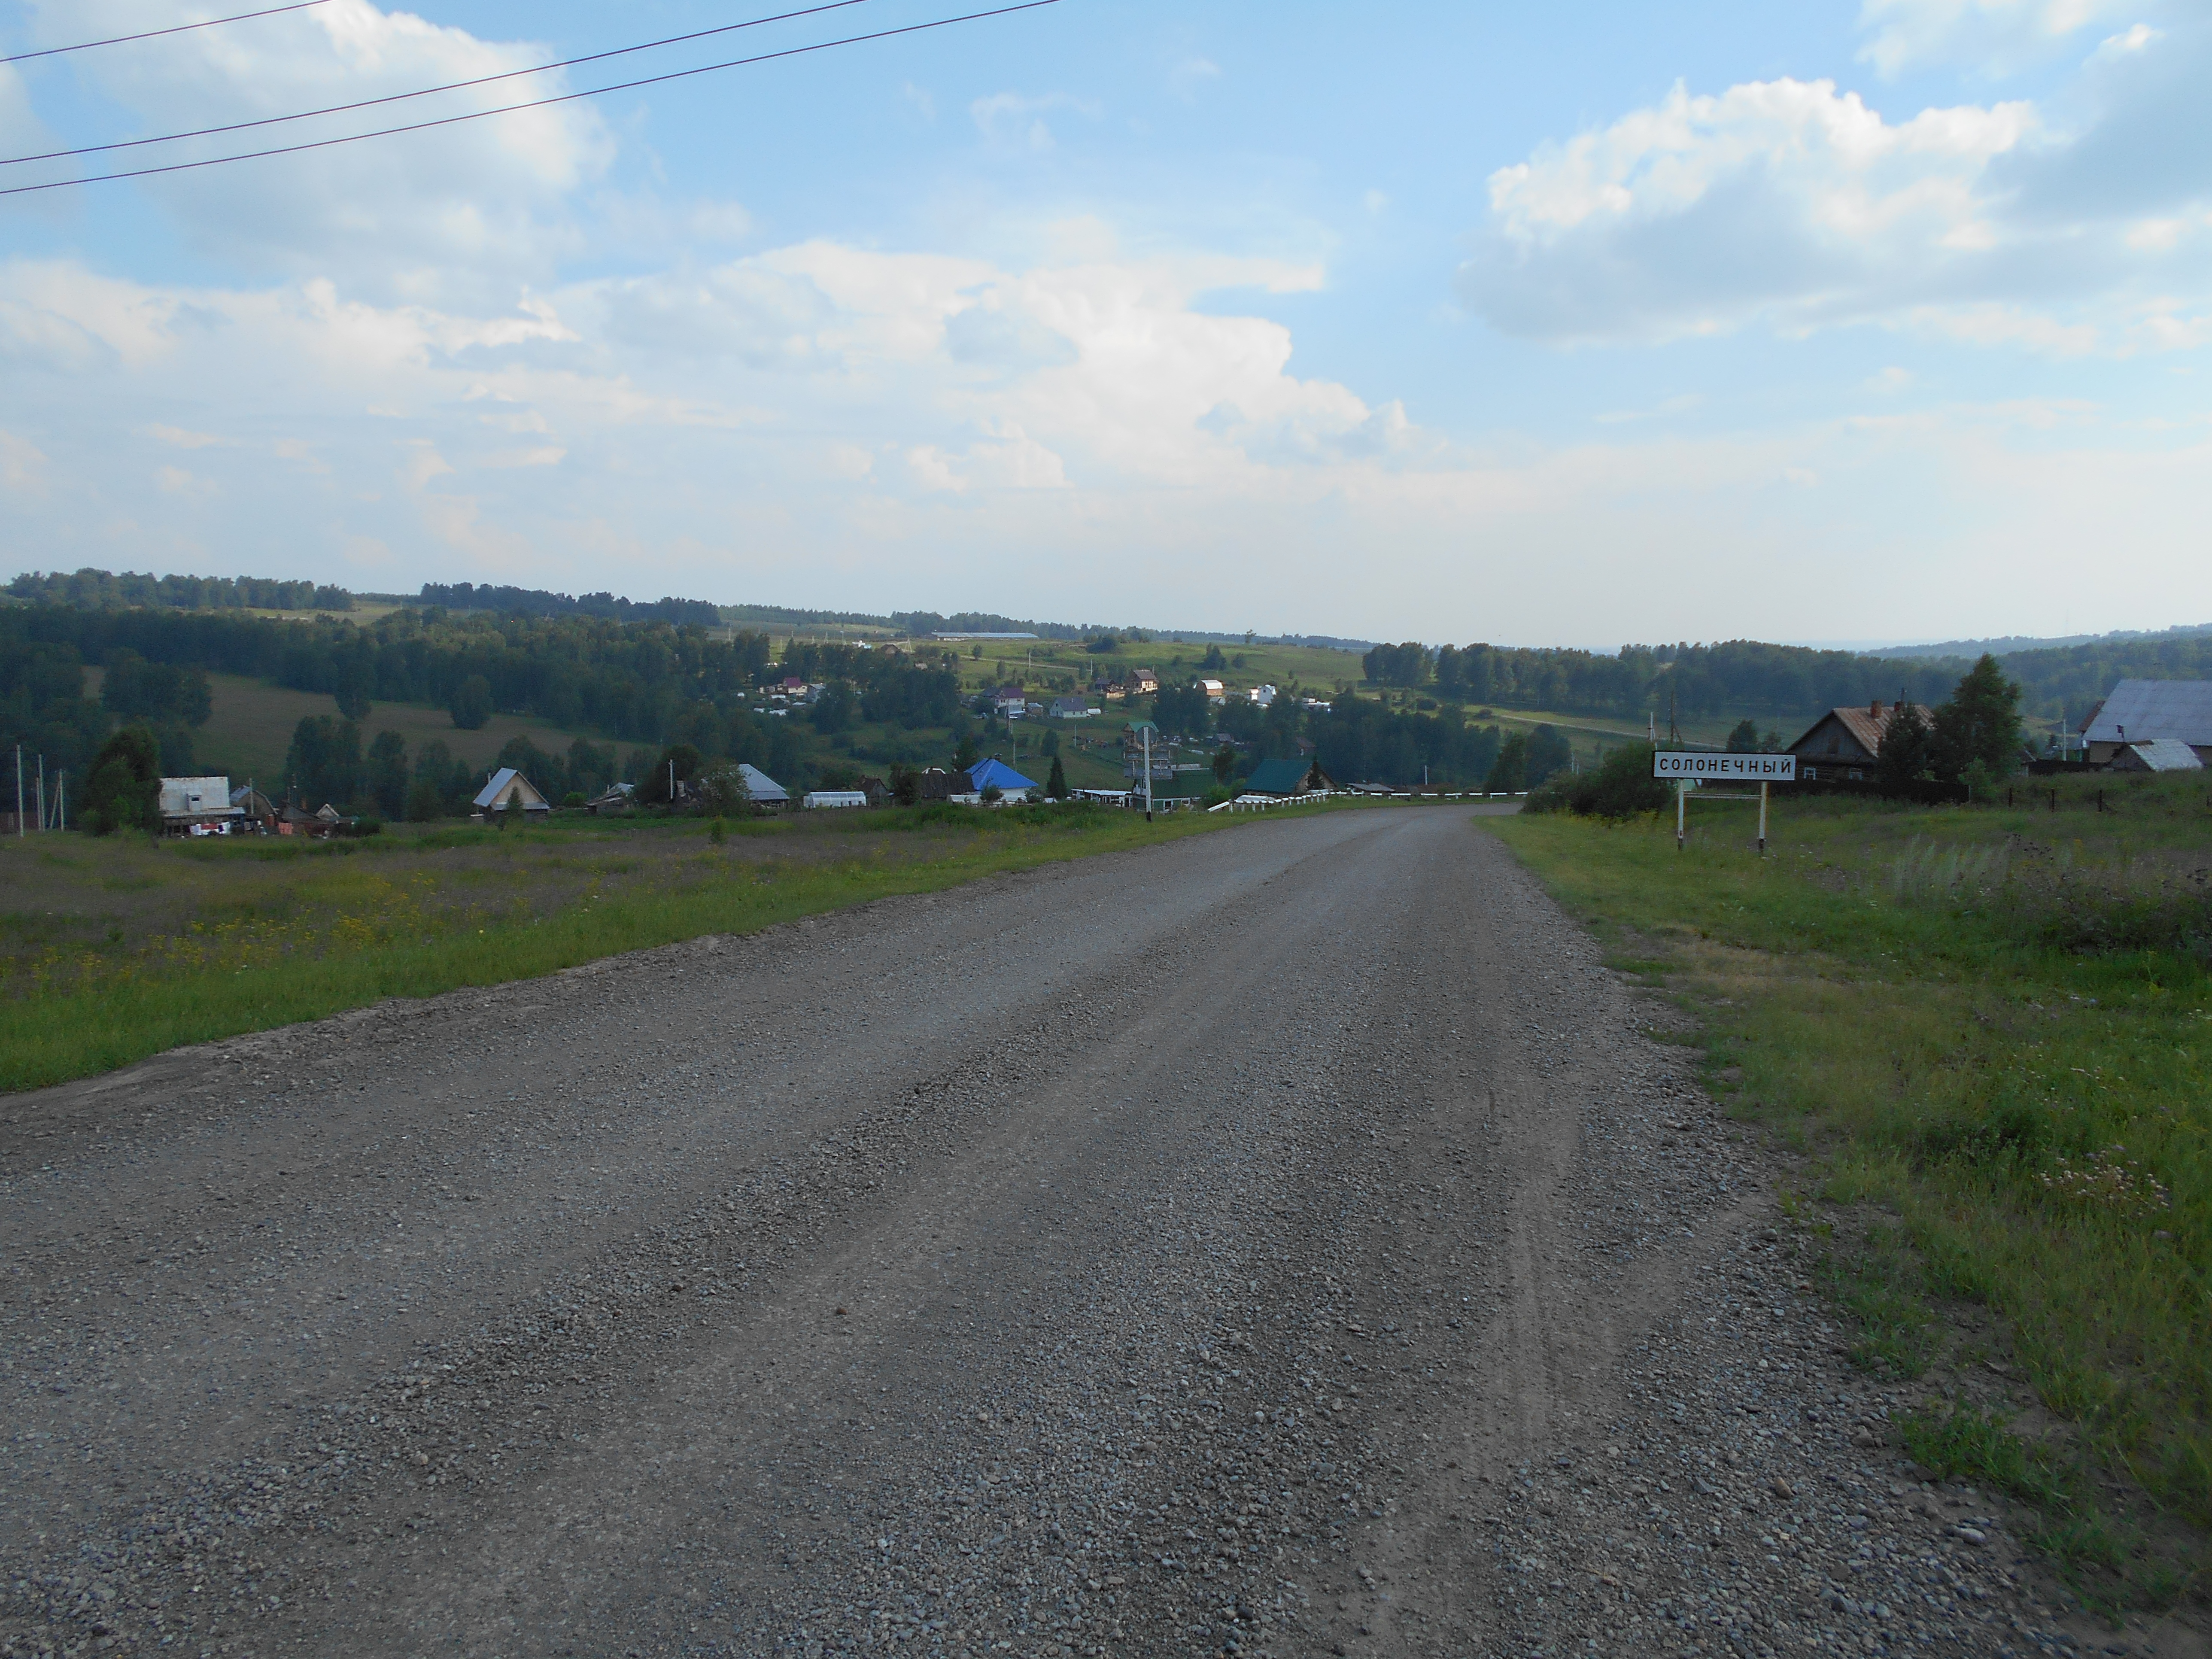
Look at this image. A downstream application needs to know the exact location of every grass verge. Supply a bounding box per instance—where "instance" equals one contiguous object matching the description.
[1484,784,2211,1613]
[1,803,1265,1093]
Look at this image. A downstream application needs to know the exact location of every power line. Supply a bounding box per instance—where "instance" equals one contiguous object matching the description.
[1,1,330,67]
[3,0,875,169]
[0,1,1061,200]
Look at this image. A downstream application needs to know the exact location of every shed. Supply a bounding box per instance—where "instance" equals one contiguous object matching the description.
[2080,680,2212,765]
[587,781,636,814]
[966,757,1038,795]
[738,763,790,805]
[472,768,552,815]
[2110,738,2205,773]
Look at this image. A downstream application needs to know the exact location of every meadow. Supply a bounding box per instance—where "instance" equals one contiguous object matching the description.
[1488,771,2212,1609]
[0,802,1265,1094]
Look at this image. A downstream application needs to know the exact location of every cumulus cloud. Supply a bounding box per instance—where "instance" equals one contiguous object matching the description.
[1856,0,2129,76]
[14,0,612,301]
[1458,18,2212,351]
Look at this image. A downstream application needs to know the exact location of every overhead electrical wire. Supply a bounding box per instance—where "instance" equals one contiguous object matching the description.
[1,1,331,66]
[0,0,1061,200]
[3,0,876,168]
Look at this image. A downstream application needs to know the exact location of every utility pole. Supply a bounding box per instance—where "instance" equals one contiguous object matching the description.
[36,756,45,833]
[1143,725,1154,821]
[13,744,21,838]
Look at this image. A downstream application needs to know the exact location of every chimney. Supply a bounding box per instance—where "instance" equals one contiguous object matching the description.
[1870,699,1885,721]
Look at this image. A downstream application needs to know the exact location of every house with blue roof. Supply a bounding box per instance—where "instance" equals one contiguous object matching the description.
[966,757,1038,796]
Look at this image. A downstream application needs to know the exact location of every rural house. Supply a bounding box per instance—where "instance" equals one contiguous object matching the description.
[159,775,243,835]
[1048,696,1093,720]
[1787,701,1937,782]
[965,757,1038,796]
[473,768,552,817]
[737,764,790,806]
[1126,668,1160,696]
[1244,757,1332,796]
[2079,680,2212,765]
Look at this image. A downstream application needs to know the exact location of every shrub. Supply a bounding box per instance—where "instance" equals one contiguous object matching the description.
[1526,742,1669,821]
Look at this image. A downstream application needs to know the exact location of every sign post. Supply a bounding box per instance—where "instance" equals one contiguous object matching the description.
[1653,752,1797,855]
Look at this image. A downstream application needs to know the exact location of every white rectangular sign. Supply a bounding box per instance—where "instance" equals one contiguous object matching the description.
[1653,752,1797,781]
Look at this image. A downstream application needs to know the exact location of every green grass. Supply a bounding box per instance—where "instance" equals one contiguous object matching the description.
[1484,776,2212,1608]
[0,804,1254,1093]
[188,672,600,785]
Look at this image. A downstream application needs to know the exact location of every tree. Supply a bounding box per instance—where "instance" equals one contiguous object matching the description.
[1046,754,1069,798]
[81,726,162,836]
[1931,654,2024,783]
[335,665,374,721]
[1526,724,1573,786]
[405,777,445,821]
[890,763,921,806]
[1212,745,1236,784]
[694,762,754,816]
[449,674,493,731]
[1362,641,1431,688]
[810,681,856,733]
[953,729,980,772]
[638,743,703,805]
[1199,644,1227,672]
[1488,732,1529,792]
[501,793,527,830]
[285,715,361,809]
[1725,719,1763,753]
[366,730,409,818]
[1873,702,1934,796]
[1152,682,1210,736]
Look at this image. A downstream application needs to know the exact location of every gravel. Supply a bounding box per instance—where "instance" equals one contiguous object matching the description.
[0,807,2161,1657]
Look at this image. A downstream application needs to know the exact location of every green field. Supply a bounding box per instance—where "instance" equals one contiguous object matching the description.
[93,668,611,789]
[0,802,1328,1093]
[1487,775,2212,1610]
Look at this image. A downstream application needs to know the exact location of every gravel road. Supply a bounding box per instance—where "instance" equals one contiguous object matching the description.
[0,807,2153,1658]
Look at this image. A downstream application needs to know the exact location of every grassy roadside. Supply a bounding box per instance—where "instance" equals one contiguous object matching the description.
[1482,783,2212,1613]
[1,802,1323,1094]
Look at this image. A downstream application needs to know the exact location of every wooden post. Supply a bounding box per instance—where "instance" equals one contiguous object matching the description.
[1676,778,1686,850]
[1758,780,1768,857]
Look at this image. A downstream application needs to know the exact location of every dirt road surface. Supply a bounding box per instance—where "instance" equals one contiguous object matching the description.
[2,808,2126,1657]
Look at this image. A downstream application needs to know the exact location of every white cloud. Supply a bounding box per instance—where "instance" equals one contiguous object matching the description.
[1856,0,2128,76]
[1459,23,2212,353]
[17,0,612,302]
[969,91,1101,150]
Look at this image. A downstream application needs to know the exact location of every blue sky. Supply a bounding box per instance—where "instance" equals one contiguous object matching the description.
[1,0,2207,647]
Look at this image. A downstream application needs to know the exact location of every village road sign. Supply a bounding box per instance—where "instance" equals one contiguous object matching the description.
[1653,752,1797,782]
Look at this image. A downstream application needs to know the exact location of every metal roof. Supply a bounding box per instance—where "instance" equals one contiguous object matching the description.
[2082,679,2212,745]
[1244,757,1312,794]
[159,775,240,818]
[966,758,1037,793]
[738,763,789,803]
[472,767,550,810]
[2115,738,2204,772]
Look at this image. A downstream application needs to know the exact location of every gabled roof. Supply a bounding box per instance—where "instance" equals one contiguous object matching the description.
[967,757,1037,793]
[473,767,550,810]
[1788,703,1936,758]
[1245,757,1314,795]
[738,763,788,803]
[2082,679,2212,746]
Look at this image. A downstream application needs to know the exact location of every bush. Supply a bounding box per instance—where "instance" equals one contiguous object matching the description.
[562,790,586,808]
[1526,742,1670,821]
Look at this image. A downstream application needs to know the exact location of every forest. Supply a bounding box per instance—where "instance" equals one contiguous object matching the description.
[1361,634,2212,728]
